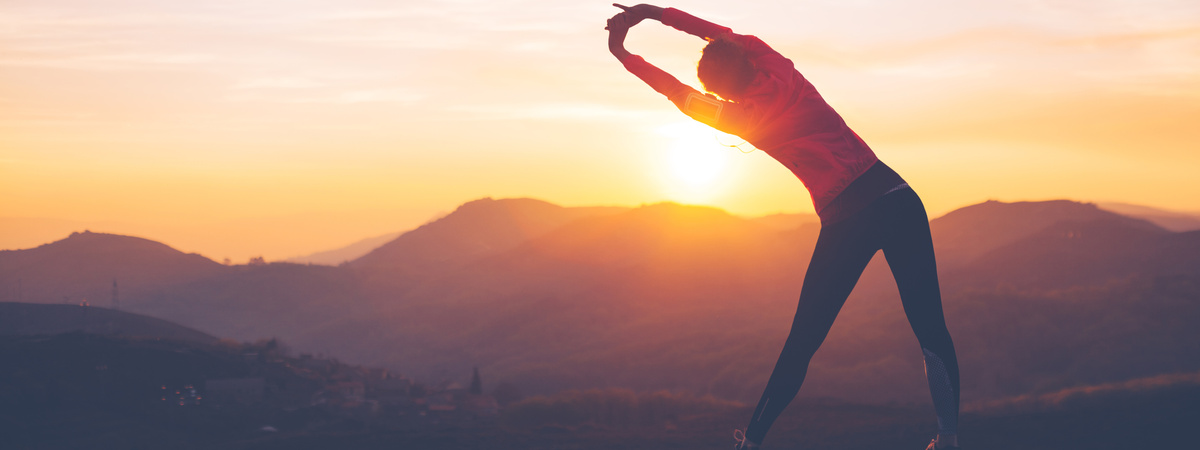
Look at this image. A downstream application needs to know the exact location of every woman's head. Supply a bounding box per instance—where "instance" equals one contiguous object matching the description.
[698,36,756,101]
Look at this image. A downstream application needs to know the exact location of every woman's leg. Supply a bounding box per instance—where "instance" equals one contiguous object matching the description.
[880,189,961,442]
[744,215,881,446]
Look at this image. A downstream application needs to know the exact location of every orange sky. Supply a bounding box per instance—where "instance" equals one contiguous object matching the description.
[2,0,1198,261]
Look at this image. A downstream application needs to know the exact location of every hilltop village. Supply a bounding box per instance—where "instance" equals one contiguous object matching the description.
[193,341,501,429]
[0,332,503,438]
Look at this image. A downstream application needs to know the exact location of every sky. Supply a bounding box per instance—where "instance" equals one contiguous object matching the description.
[2,0,1198,261]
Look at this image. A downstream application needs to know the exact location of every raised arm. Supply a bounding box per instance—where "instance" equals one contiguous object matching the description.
[659,7,731,41]
[614,3,664,25]
[658,7,783,65]
[606,5,756,135]
[606,10,633,61]
[605,4,663,61]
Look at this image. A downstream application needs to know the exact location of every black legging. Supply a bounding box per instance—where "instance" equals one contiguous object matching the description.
[745,186,960,445]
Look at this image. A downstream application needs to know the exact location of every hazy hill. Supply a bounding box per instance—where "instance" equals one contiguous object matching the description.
[128,262,370,350]
[0,231,229,305]
[284,199,626,268]
[349,198,627,293]
[0,217,95,253]
[328,199,1200,404]
[331,203,808,395]
[947,216,1172,289]
[748,212,819,231]
[1098,202,1200,232]
[3,198,1198,409]
[285,231,402,266]
[928,200,1131,268]
[0,302,217,344]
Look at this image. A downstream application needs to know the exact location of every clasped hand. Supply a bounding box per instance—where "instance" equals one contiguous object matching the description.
[606,3,663,59]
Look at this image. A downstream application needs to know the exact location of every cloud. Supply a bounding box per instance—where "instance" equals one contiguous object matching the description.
[233,77,327,89]
[294,88,425,105]
[446,102,660,122]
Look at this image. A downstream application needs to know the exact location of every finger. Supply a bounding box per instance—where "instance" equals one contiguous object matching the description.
[613,3,630,12]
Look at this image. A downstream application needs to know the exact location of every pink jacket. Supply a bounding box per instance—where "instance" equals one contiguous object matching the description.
[620,8,880,215]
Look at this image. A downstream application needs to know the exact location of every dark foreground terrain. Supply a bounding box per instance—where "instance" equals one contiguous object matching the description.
[7,374,1197,449]
[226,389,1200,450]
[3,332,1198,449]
[9,398,1196,450]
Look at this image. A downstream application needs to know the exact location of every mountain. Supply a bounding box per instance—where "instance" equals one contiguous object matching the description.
[1098,202,1200,232]
[0,217,93,252]
[330,199,1200,403]
[4,198,1198,409]
[748,212,819,231]
[352,198,628,271]
[928,200,1131,268]
[333,203,808,394]
[0,231,229,305]
[350,197,627,293]
[946,215,1178,289]
[284,231,403,265]
[274,198,635,268]
[129,262,371,353]
[0,302,217,344]
[926,200,1198,290]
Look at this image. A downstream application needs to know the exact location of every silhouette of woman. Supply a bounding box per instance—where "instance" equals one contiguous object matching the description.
[606,4,961,450]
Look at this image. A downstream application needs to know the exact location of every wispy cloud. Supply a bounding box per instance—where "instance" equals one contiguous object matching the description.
[233,77,327,90]
[223,87,425,105]
[447,102,660,121]
[299,88,425,105]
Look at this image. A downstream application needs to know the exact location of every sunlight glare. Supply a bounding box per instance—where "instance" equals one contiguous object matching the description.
[655,121,741,203]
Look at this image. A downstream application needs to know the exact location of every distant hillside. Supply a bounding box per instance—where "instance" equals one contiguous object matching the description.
[285,231,402,266]
[748,212,819,231]
[0,231,229,305]
[5,198,1198,409]
[928,200,1133,268]
[335,203,806,395]
[0,302,217,344]
[1098,202,1200,232]
[327,199,1200,404]
[946,215,1178,289]
[350,198,627,292]
[0,217,93,252]
[130,262,370,349]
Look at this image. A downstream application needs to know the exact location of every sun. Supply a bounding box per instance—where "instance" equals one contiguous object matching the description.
[655,121,743,203]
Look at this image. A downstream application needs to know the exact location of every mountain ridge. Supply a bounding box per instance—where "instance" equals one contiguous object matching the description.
[3,198,1197,406]
[0,230,228,305]
[0,302,218,344]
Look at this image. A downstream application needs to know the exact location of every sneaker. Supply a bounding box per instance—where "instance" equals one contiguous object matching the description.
[733,429,759,449]
[925,438,961,450]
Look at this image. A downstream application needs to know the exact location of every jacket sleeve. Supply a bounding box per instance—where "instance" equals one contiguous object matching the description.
[620,54,754,136]
[661,8,792,77]
[660,7,731,40]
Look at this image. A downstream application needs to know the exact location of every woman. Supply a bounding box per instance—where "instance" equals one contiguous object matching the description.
[606,4,962,450]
